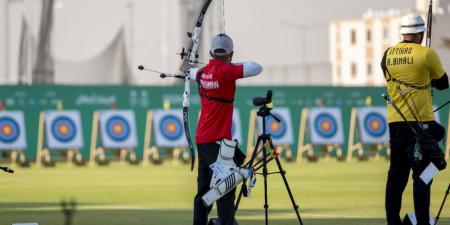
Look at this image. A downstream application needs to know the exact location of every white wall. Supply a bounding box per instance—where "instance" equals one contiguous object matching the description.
[0,0,414,85]
[0,0,7,83]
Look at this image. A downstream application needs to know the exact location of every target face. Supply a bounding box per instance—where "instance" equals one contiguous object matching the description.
[256,108,294,145]
[308,107,344,145]
[314,113,338,138]
[99,110,137,148]
[51,116,77,142]
[159,115,183,140]
[356,107,389,144]
[45,110,84,149]
[0,117,20,143]
[364,112,386,137]
[265,113,286,139]
[106,116,130,142]
[152,109,187,147]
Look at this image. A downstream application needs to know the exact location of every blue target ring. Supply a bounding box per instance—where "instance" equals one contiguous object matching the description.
[106,116,130,142]
[364,112,386,137]
[0,117,20,143]
[160,115,183,140]
[265,113,286,139]
[314,113,337,138]
[51,116,76,142]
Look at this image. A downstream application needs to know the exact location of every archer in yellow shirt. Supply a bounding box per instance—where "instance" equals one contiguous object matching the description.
[382,42,447,122]
[380,13,448,225]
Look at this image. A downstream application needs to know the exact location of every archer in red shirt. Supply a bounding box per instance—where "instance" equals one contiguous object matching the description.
[185,33,262,225]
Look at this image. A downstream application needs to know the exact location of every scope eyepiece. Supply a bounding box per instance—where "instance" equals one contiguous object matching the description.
[252,90,273,106]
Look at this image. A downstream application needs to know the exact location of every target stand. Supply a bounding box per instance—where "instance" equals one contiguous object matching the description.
[89,111,137,166]
[246,109,293,161]
[36,111,84,168]
[142,110,189,166]
[446,110,450,160]
[0,111,28,167]
[297,108,344,162]
[347,108,390,162]
[2,149,27,167]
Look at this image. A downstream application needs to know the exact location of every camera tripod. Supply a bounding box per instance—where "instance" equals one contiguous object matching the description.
[434,183,449,225]
[234,91,304,225]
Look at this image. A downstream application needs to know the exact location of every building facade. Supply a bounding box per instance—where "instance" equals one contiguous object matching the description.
[330,0,450,86]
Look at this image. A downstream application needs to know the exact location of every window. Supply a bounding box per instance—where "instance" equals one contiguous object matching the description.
[383,28,389,40]
[351,63,357,78]
[367,63,372,75]
[351,30,357,45]
[336,31,340,44]
[336,64,341,78]
[367,29,372,42]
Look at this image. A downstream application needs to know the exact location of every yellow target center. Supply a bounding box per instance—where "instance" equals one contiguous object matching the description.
[113,124,123,133]
[372,121,380,129]
[167,123,176,133]
[2,126,12,135]
[59,125,69,134]
[270,122,280,131]
[322,122,330,130]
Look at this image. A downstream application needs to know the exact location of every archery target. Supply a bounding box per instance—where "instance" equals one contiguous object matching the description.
[232,108,243,143]
[364,113,386,137]
[0,117,20,143]
[106,116,131,142]
[99,110,137,148]
[160,115,183,140]
[45,111,83,149]
[0,111,27,150]
[308,107,344,145]
[314,114,337,138]
[256,108,294,145]
[153,109,187,147]
[52,116,77,142]
[357,107,389,144]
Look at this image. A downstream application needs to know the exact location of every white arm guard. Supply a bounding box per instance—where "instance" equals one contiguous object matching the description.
[202,167,253,207]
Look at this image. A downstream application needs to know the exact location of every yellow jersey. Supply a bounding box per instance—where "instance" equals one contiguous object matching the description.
[382,41,446,123]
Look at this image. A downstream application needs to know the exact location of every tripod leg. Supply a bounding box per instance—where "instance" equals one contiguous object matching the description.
[235,135,263,210]
[275,157,304,225]
[262,139,269,225]
[435,184,450,225]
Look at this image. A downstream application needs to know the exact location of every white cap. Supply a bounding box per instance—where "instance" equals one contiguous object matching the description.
[399,13,427,34]
[210,34,233,56]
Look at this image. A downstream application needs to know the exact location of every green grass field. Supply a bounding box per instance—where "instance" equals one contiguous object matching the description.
[0,160,449,225]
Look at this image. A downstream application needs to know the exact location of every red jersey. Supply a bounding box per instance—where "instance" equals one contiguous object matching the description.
[196,59,244,144]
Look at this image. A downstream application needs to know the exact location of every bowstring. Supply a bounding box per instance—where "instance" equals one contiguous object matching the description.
[222,0,226,34]
[397,85,424,130]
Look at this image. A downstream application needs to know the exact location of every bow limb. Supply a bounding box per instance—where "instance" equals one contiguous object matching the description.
[183,0,213,171]
[182,81,195,171]
[426,0,433,47]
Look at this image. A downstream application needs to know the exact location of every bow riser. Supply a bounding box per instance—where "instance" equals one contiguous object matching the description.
[189,27,203,64]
